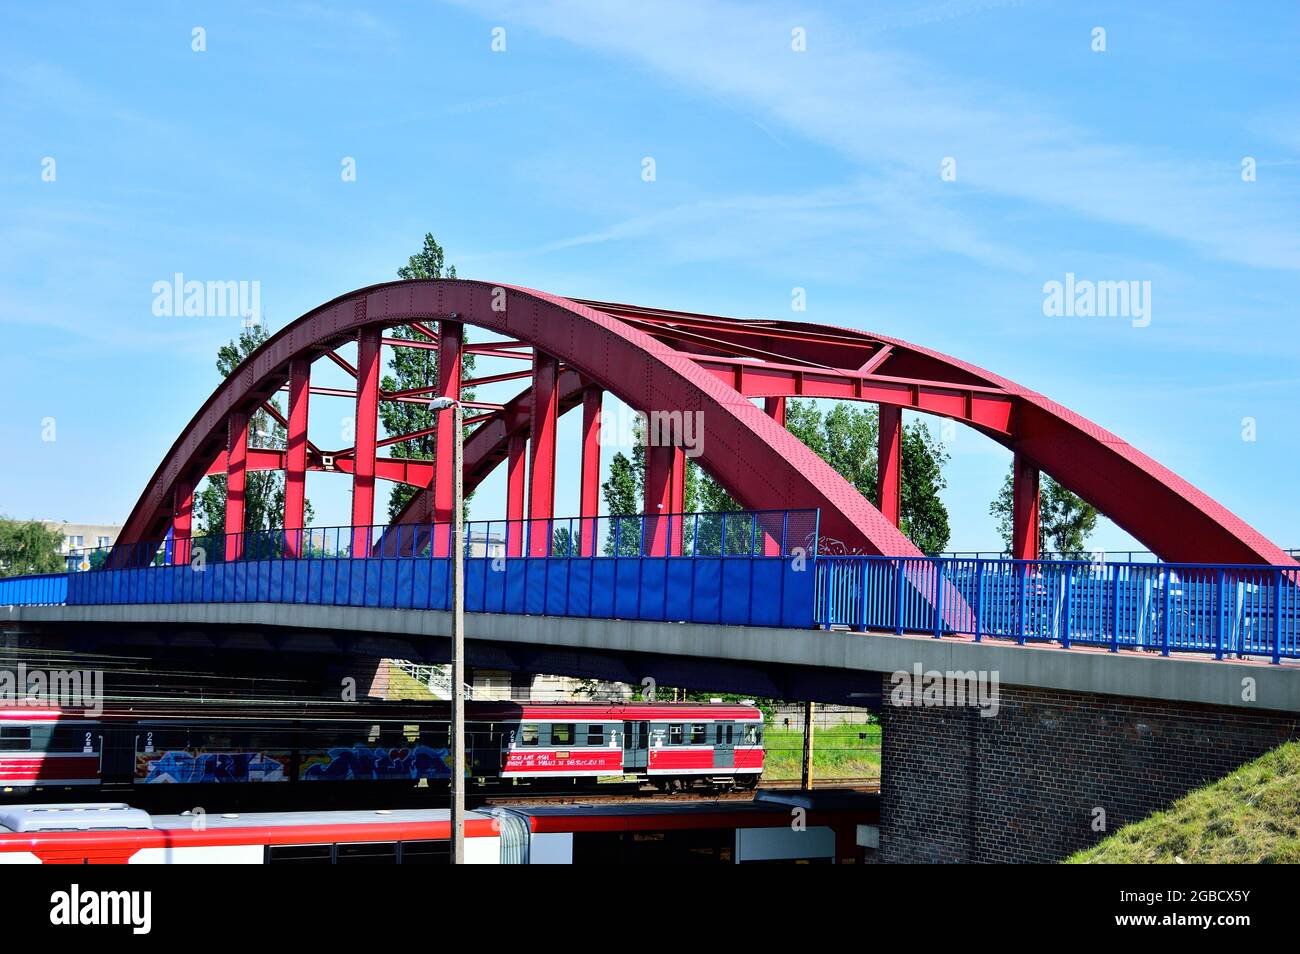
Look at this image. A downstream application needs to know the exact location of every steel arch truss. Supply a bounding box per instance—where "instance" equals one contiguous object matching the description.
[120,280,1292,567]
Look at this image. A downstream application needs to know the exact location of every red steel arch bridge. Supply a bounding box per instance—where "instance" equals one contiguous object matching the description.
[5,279,1298,664]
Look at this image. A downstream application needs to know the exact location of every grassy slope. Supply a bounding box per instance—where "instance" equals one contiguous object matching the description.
[1067,740,1300,864]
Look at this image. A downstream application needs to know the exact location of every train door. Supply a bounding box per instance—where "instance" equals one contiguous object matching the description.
[713,721,735,768]
[623,721,648,770]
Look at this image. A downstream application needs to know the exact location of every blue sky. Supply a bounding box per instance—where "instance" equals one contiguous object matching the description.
[1,0,1297,552]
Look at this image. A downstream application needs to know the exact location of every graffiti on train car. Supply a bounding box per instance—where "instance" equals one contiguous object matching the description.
[299,743,454,781]
[137,750,290,784]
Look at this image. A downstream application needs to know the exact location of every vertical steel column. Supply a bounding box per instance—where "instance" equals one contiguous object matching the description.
[763,397,787,556]
[644,444,685,556]
[284,357,311,558]
[877,404,902,527]
[1011,451,1041,561]
[225,410,249,559]
[506,431,526,557]
[432,320,464,557]
[579,386,602,557]
[172,480,193,566]
[801,700,815,791]
[351,328,381,557]
[527,352,560,557]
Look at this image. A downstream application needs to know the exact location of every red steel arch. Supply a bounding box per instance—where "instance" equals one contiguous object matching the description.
[119,279,1292,567]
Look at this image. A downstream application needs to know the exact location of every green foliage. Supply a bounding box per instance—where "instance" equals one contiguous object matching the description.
[381,234,476,520]
[597,399,952,554]
[0,518,65,577]
[990,465,1098,557]
[785,399,951,553]
[193,324,314,538]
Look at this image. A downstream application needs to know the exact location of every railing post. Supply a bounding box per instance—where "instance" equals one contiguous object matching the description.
[932,558,943,638]
[1016,562,1027,646]
[858,559,868,633]
[1272,568,1284,665]
[973,558,983,642]
[894,559,905,635]
[1215,568,1226,660]
[1061,565,1072,649]
[1110,565,1121,653]
[1160,567,1172,656]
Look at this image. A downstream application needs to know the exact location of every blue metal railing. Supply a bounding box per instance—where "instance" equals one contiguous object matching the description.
[8,509,820,630]
[0,573,67,606]
[62,509,820,570]
[815,555,1300,662]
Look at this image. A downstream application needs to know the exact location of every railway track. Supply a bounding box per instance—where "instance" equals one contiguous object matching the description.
[474,777,879,807]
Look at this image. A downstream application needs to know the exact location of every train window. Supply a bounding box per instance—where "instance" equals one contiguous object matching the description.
[690,724,706,745]
[743,724,760,744]
[0,727,32,751]
[521,725,539,746]
[552,723,574,746]
[401,840,451,864]
[726,725,734,745]
[267,844,332,864]
[716,725,723,745]
[337,842,398,865]
[585,724,604,746]
[669,724,683,745]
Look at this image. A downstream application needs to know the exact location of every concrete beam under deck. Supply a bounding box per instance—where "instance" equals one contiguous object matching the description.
[5,603,1299,712]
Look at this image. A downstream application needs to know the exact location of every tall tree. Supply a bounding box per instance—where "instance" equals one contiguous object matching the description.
[990,465,1098,557]
[0,517,65,577]
[194,324,312,546]
[380,234,476,520]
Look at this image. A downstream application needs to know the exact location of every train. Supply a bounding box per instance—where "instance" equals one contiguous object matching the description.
[0,794,874,864]
[0,701,765,798]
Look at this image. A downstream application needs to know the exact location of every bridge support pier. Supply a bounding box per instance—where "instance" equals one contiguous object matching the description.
[1011,452,1040,560]
[432,320,464,557]
[579,386,602,557]
[528,351,560,556]
[224,410,249,559]
[284,357,311,557]
[506,432,526,558]
[763,398,787,555]
[172,481,192,565]
[644,444,686,556]
[350,327,382,556]
[877,405,902,527]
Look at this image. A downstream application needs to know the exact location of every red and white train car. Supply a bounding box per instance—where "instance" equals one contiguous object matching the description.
[0,701,765,794]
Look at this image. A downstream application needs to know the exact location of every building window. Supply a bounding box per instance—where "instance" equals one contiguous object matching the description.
[67,535,84,550]
[96,536,111,547]
[585,724,604,746]
[551,723,573,746]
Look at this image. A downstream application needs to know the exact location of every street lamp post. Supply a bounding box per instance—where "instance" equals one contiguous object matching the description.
[431,396,465,863]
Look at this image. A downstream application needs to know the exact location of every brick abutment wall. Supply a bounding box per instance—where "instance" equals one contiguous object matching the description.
[879,676,1300,863]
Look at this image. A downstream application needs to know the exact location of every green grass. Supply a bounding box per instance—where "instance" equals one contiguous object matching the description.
[1066,740,1300,864]
[762,722,881,781]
